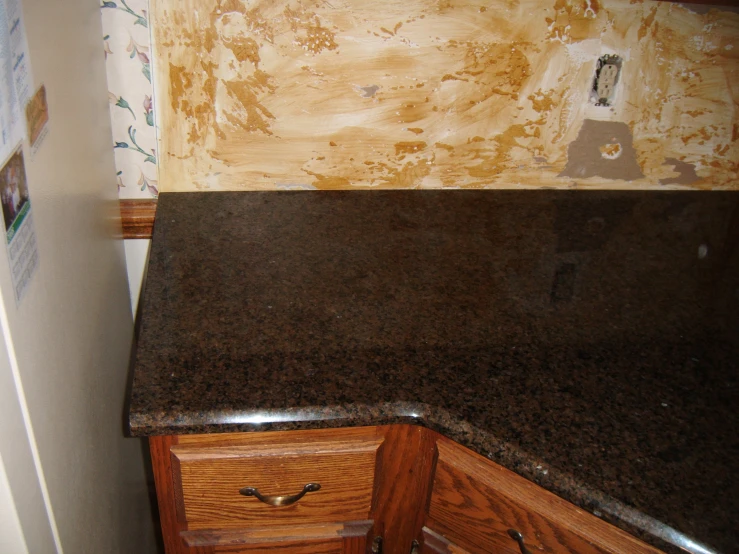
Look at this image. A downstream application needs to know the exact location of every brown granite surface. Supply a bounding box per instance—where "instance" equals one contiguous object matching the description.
[129,191,738,554]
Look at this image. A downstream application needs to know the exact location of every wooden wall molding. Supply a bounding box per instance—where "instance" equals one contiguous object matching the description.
[120,199,157,239]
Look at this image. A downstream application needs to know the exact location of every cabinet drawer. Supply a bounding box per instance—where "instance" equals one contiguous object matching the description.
[427,438,662,554]
[170,429,382,530]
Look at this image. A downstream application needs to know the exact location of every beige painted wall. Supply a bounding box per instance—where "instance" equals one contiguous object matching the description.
[0,0,157,552]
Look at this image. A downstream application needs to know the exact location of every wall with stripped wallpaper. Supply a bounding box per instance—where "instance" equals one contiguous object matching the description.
[149,0,739,192]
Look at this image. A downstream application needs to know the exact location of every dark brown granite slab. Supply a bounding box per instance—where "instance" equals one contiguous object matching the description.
[129,191,738,554]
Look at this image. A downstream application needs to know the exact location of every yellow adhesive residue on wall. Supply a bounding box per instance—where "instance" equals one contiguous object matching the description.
[151,0,739,191]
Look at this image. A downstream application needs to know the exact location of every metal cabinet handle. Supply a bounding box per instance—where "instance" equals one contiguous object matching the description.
[239,483,321,506]
[507,529,532,554]
[409,539,420,554]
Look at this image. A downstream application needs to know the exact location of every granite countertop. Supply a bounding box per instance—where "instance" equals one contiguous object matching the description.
[129,191,738,554]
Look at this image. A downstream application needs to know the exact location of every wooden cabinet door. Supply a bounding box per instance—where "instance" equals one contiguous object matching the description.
[150,425,665,554]
[424,437,663,554]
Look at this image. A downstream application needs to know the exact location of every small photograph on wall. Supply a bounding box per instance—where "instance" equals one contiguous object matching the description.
[0,145,39,303]
[0,147,29,231]
[25,84,50,150]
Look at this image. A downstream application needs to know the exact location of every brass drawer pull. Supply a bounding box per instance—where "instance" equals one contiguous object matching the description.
[507,529,532,554]
[239,483,321,506]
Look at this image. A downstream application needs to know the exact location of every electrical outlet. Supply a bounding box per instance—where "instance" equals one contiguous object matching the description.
[592,55,622,107]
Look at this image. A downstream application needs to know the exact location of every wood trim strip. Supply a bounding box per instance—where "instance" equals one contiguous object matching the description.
[175,427,381,448]
[181,521,373,547]
[370,425,438,554]
[150,435,186,554]
[120,199,157,239]
[171,440,382,461]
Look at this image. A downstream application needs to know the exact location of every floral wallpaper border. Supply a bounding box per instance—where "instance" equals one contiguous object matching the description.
[101,0,158,198]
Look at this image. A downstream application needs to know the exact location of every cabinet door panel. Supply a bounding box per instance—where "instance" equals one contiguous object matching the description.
[426,438,663,554]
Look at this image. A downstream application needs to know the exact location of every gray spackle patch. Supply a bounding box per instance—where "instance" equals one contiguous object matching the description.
[559,120,644,181]
[660,157,700,186]
[533,156,553,169]
[359,85,380,98]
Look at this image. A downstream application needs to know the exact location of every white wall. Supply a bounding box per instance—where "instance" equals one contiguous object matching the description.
[0,287,57,553]
[125,238,150,315]
[0,0,157,552]
[0,452,29,554]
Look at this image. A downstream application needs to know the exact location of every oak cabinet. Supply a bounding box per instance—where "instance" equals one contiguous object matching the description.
[150,426,663,554]
[153,428,381,554]
[171,435,380,530]
[418,528,471,554]
[423,437,661,554]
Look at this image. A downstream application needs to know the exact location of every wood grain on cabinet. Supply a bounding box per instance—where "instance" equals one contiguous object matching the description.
[211,537,364,554]
[151,426,666,554]
[420,527,471,554]
[369,425,438,554]
[426,437,663,554]
[181,521,373,547]
[171,430,381,530]
[151,435,186,553]
[183,521,372,553]
[151,428,383,553]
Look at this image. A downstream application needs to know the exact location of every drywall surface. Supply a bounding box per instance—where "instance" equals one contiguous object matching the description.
[124,239,150,316]
[0,290,56,553]
[0,453,29,554]
[0,0,157,552]
[152,0,739,191]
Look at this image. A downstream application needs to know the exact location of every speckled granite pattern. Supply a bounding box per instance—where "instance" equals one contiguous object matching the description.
[129,191,738,554]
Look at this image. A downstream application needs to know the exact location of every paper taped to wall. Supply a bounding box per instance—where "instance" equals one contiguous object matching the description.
[26,84,49,152]
[0,0,34,163]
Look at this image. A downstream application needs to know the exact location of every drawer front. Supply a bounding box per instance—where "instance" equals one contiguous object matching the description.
[427,439,662,554]
[171,430,382,530]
